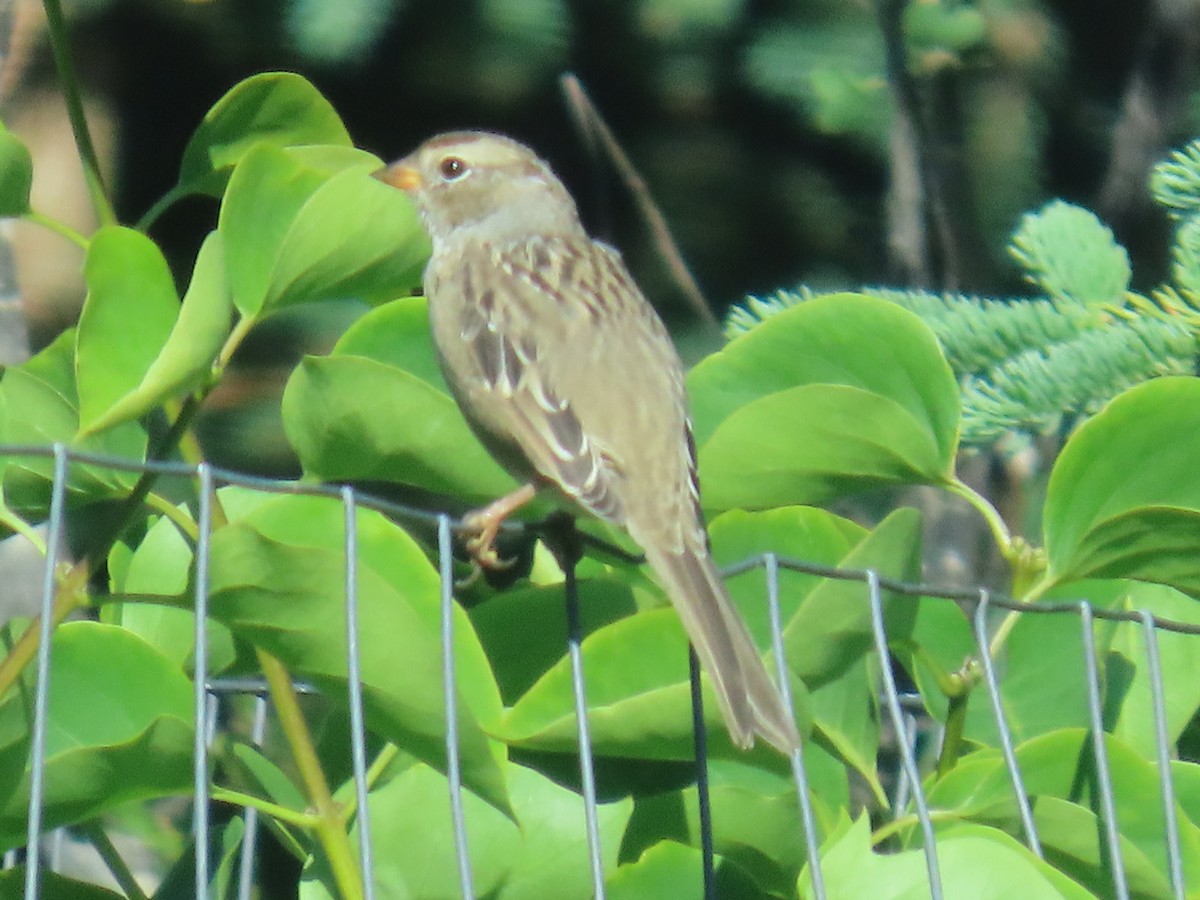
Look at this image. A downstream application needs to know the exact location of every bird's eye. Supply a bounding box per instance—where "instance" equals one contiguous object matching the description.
[439,157,469,181]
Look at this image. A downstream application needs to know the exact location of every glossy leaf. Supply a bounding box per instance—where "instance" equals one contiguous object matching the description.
[469,577,639,704]
[799,816,1093,899]
[76,227,180,434]
[689,294,959,510]
[607,841,707,900]
[79,229,233,436]
[1043,377,1200,596]
[930,728,1200,894]
[0,330,147,515]
[218,144,426,316]
[178,71,351,197]
[783,507,923,689]
[0,623,194,850]
[333,295,447,391]
[699,384,951,510]
[688,293,959,458]
[1103,580,1200,759]
[109,503,236,675]
[282,355,514,503]
[205,493,510,814]
[709,506,885,799]
[0,128,32,216]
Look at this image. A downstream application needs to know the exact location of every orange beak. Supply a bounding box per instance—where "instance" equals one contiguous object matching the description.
[378,161,421,192]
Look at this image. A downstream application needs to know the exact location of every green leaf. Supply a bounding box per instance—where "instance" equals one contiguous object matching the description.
[79,229,233,436]
[496,603,788,760]
[699,384,951,509]
[76,227,181,434]
[685,760,811,894]
[469,577,639,704]
[708,505,886,802]
[178,71,351,197]
[254,164,428,310]
[1009,200,1131,306]
[799,815,1093,899]
[218,144,426,316]
[206,493,510,815]
[1043,377,1200,595]
[282,355,515,503]
[689,294,959,510]
[0,869,124,899]
[0,128,32,216]
[333,295,448,390]
[607,841,707,899]
[110,504,236,675]
[0,330,147,515]
[783,507,923,689]
[1103,581,1200,758]
[0,623,194,850]
[930,728,1200,895]
[492,763,632,898]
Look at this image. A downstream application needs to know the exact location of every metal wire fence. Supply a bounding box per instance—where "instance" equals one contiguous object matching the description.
[1,445,1196,899]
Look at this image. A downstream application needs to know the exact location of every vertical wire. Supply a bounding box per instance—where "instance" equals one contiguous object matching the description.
[867,570,942,899]
[762,555,825,898]
[341,487,375,900]
[437,515,474,898]
[236,693,269,900]
[23,443,69,900]
[686,647,715,900]
[1079,601,1128,900]
[893,711,918,814]
[1138,611,1184,898]
[972,591,1041,856]
[192,463,213,900]
[564,555,605,899]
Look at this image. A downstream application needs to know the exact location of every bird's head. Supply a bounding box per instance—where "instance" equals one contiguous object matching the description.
[379,131,585,246]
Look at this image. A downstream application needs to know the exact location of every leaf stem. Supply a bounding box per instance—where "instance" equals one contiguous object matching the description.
[136,184,187,233]
[41,0,117,228]
[22,209,89,249]
[211,786,321,829]
[79,820,150,900]
[0,561,89,701]
[945,477,1014,559]
[143,491,199,543]
[259,650,362,899]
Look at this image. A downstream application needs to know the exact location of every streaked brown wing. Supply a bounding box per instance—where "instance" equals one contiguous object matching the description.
[443,236,629,524]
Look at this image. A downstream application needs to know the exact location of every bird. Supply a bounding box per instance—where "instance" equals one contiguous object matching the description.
[379,131,800,754]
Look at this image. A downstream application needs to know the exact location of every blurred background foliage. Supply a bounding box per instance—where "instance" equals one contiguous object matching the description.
[5,0,1200,473]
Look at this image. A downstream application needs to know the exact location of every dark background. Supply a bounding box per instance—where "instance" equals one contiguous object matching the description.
[8,0,1199,470]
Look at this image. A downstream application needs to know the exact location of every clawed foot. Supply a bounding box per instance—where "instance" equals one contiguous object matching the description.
[461,507,518,572]
[452,484,538,588]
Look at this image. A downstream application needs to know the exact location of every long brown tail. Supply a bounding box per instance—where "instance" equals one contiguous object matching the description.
[642,543,801,754]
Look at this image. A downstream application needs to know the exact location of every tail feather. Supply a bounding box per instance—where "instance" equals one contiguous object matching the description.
[643,543,801,754]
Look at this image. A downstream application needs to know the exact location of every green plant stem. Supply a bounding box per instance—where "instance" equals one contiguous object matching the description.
[872,809,959,847]
[80,820,150,900]
[987,576,1052,661]
[136,184,187,233]
[41,0,116,228]
[259,650,362,900]
[22,209,89,249]
[945,477,1014,560]
[339,743,400,822]
[211,786,321,829]
[143,491,199,542]
[0,562,89,701]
